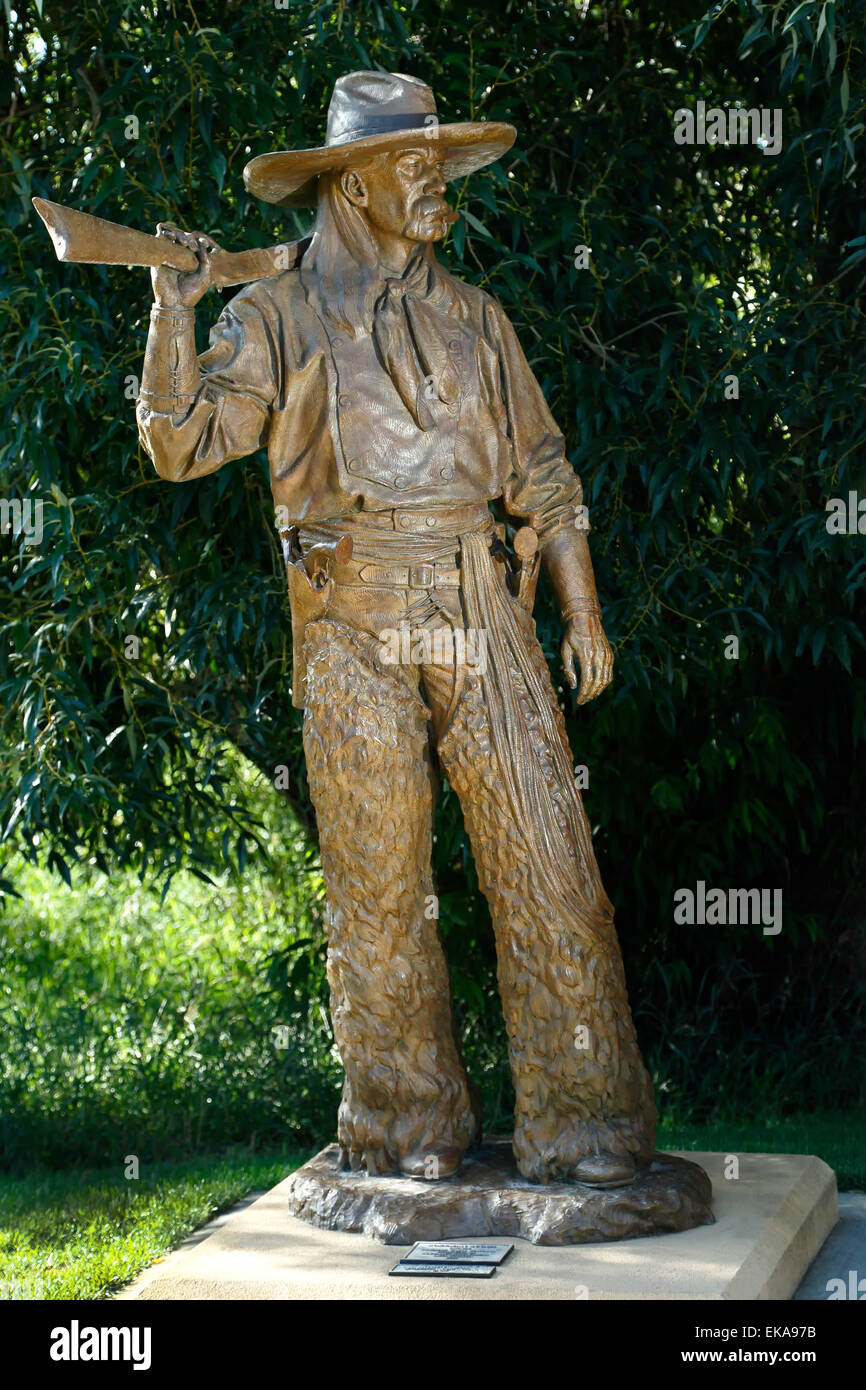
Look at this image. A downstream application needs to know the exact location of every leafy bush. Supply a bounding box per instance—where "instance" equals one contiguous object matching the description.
[0,769,342,1168]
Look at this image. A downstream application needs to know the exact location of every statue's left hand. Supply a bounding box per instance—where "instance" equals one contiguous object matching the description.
[561,615,614,705]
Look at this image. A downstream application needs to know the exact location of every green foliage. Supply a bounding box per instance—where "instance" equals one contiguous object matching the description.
[0,774,342,1169]
[0,0,864,1131]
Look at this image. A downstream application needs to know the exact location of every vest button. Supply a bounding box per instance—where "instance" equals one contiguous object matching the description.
[339,394,353,407]
[440,465,454,479]
[347,458,362,472]
[332,338,344,349]
[394,475,410,489]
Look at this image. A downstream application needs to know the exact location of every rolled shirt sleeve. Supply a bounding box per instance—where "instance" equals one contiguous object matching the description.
[137,289,278,482]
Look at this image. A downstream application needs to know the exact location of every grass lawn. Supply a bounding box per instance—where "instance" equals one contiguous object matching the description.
[0,1148,312,1301]
[658,1111,866,1189]
[0,1111,861,1301]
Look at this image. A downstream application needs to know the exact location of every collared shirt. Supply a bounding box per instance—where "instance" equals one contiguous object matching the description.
[137,252,584,543]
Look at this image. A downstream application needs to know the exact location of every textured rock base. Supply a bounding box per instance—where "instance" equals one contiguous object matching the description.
[286,1139,714,1245]
[116,1152,838,1300]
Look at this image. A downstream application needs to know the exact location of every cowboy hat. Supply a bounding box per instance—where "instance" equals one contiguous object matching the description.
[243,70,516,208]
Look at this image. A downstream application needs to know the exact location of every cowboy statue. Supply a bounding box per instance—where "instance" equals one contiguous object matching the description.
[136,71,658,1193]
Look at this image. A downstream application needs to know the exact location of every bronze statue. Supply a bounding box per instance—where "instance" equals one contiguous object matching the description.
[37,74,713,1238]
[136,69,655,1189]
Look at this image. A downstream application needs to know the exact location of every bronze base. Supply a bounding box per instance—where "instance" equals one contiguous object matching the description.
[286,1138,714,1246]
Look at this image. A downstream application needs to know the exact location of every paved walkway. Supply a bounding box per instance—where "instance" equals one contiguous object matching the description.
[793,1193,866,1299]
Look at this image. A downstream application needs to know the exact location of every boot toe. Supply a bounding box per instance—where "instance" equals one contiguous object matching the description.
[399,1145,463,1182]
[572,1152,637,1187]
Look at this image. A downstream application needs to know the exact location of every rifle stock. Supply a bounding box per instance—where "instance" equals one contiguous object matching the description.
[32,198,301,286]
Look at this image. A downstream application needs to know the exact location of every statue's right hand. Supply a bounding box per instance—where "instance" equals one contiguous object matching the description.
[151,223,219,309]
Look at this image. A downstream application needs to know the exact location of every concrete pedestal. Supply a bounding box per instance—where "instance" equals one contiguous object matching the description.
[116,1151,837,1301]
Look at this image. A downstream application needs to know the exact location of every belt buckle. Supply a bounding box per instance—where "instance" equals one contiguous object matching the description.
[408,562,434,589]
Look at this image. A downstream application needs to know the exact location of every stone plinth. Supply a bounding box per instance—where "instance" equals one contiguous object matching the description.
[286,1139,714,1245]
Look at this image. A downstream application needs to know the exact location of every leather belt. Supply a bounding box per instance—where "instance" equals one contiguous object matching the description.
[334,560,461,589]
[339,503,491,534]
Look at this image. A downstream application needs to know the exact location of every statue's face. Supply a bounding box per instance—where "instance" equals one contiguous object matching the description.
[344,147,453,244]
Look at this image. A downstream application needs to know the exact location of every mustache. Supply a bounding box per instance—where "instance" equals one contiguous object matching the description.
[415,197,459,225]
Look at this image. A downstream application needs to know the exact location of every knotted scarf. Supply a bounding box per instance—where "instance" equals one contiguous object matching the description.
[371,249,461,429]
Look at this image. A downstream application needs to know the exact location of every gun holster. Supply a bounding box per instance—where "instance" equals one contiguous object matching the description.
[490,524,540,614]
[281,528,353,709]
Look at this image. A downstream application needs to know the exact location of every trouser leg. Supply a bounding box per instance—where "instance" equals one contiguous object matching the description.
[423,616,657,1184]
[301,617,480,1175]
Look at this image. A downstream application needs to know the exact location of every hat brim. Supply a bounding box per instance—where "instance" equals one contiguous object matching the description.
[242,121,516,207]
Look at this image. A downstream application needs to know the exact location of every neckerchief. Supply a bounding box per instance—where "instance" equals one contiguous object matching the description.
[371,246,461,430]
[301,221,461,432]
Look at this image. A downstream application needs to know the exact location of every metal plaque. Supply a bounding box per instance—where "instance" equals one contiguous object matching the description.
[402,1241,514,1265]
[389,1260,496,1278]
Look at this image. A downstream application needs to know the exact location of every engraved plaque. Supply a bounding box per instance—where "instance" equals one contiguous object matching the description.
[403,1241,514,1265]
